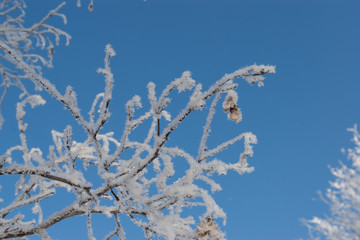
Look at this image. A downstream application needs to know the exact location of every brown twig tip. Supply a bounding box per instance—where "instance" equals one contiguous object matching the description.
[195,216,221,239]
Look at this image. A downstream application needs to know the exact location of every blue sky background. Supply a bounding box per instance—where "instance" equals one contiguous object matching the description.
[2,0,360,239]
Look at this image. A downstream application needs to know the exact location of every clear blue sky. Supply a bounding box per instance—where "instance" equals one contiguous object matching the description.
[2,0,360,239]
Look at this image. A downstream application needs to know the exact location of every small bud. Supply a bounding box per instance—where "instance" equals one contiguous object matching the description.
[222,90,242,123]
[195,216,221,239]
[228,106,242,123]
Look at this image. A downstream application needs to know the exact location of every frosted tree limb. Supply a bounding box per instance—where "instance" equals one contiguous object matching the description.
[0,1,70,128]
[0,2,276,238]
[304,125,360,240]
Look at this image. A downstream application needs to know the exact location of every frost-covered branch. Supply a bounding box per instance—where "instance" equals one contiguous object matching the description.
[0,45,274,238]
[304,125,360,240]
[0,0,70,128]
[0,1,276,239]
